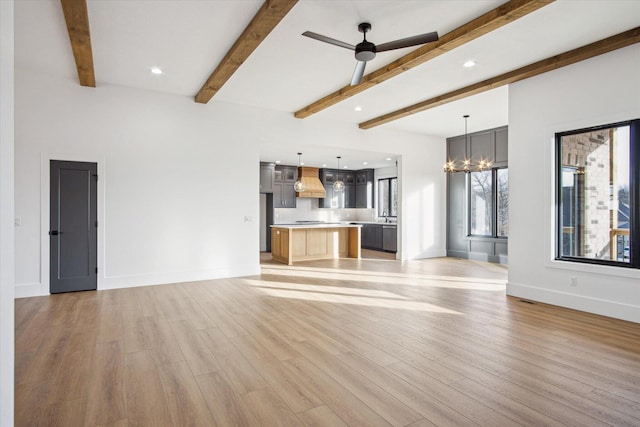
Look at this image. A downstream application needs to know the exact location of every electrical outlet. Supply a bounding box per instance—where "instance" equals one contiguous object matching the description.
[570,277,578,287]
[14,218,21,226]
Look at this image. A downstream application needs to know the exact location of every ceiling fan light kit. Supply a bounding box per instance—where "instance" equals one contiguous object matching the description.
[302,22,439,85]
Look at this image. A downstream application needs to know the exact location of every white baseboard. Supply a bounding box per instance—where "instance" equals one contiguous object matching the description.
[405,248,446,261]
[99,264,261,291]
[15,283,46,298]
[507,281,639,323]
[14,264,261,297]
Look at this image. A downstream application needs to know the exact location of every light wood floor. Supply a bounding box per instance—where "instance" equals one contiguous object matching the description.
[15,256,640,426]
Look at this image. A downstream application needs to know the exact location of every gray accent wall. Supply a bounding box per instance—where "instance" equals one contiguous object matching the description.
[446,126,508,264]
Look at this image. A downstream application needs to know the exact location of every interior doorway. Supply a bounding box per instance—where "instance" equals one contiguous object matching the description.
[49,160,98,293]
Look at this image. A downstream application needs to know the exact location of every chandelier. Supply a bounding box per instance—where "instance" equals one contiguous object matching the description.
[333,156,345,192]
[294,152,307,192]
[443,115,492,173]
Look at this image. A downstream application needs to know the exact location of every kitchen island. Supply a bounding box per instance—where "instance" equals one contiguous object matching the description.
[270,224,361,265]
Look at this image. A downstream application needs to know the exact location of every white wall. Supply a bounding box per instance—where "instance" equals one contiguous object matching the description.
[0,1,15,424]
[508,44,640,323]
[15,69,446,297]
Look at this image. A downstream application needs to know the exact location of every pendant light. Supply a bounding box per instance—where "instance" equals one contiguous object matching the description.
[444,114,490,173]
[333,156,345,192]
[294,152,307,192]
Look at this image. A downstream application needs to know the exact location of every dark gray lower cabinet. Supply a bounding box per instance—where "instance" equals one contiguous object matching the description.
[361,224,383,250]
[382,226,397,252]
[361,224,396,253]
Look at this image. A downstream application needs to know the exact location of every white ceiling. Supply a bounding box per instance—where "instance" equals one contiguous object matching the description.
[14,0,640,169]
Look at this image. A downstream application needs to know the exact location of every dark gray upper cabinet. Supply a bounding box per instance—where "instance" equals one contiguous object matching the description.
[449,126,508,168]
[274,165,296,182]
[494,127,508,166]
[345,184,356,208]
[273,165,297,208]
[320,168,372,208]
[259,162,274,193]
[356,169,374,208]
[273,182,296,208]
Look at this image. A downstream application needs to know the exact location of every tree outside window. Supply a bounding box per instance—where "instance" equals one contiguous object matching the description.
[378,178,397,218]
[468,168,508,238]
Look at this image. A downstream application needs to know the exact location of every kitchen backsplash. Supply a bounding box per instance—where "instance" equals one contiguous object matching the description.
[275,198,376,224]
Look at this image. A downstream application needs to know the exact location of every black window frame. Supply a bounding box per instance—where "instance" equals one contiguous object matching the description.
[467,167,508,239]
[378,177,398,218]
[555,119,640,269]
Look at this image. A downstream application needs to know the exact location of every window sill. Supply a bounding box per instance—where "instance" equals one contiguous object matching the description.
[465,236,508,243]
[546,258,640,279]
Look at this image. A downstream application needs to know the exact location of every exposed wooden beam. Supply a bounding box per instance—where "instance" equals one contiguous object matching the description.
[195,0,298,104]
[294,0,554,119]
[359,27,640,130]
[60,0,96,87]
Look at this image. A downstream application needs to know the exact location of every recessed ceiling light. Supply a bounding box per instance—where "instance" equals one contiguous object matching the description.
[300,162,305,165]
[150,67,163,75]
[354,105,362,112]
[463,60,476,68]
[275,160,281,164]
[363,162,368,165]
[386,157,392,161]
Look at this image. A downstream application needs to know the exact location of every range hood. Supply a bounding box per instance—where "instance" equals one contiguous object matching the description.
[296,167,326,198]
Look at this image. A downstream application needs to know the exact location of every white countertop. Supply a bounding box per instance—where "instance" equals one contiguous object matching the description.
[271,223,362,229]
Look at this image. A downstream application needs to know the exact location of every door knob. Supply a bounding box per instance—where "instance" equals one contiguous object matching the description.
[49,230,62,236]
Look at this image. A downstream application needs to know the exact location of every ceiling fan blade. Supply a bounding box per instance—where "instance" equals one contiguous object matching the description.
[302,31,355,50]
[351,61,367,86]
[376,31,439,52]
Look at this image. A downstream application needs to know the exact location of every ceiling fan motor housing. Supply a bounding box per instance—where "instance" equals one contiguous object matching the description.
[355,41,376,61]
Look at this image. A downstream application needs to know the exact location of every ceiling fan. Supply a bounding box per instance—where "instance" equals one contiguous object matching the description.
[302,23,439,86]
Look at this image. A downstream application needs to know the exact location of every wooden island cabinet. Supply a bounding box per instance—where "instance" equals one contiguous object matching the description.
[271,224,361,265]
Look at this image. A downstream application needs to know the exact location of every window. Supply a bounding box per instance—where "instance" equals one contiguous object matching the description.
[468,168,508,238]
[378,177,397,217]
[556,119,639,268]
[497,168,509,237]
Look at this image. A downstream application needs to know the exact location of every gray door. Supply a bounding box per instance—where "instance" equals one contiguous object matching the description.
[50,160,98,293]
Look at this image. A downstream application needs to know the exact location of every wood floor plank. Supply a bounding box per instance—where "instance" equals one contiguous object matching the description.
[336,351,479,427]
[298,405,349,427]
[124,350,172,427]
[292,340,423,426]
[42,398,87,427]
[159,360,217,426]
[450,377,566,426]
[85,341,127,426]
[284,356,394,427]
[169,319,221,375]
[195,370,257,427]
[198,327,269,394]
[18,324,70,385]
[46,327,96,404]
[242,387,304,426]
[230,333,323,413]
[15,380,51,426]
